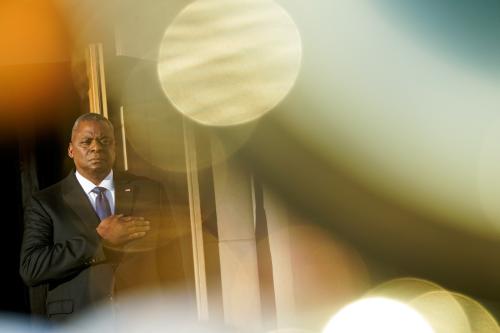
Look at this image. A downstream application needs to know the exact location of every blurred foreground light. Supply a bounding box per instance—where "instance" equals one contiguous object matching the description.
[0,314,50,333]
[323,297,434,333]
[452,293,500,333]
[58,290,221,333]
[365,278,500,333]
[278,0,500,237]
[410,291,471,333]
[267,329,315,333]
[158,0,302,126]
[261,222,369,330]
[0,0,70,65]
[122,99,258,172]
[366,277,444,302]
[0,0,72,130]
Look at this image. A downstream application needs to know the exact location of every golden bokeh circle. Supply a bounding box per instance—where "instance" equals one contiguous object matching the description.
[157,0,302,126]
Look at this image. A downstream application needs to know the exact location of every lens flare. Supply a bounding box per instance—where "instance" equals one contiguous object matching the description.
[452,293,500,333]
[158,0,302,126]
[277,0,500,238]
[323,297,434,333]
[410,291,470,333]
[366,277,444,302]
[365,278,500,333]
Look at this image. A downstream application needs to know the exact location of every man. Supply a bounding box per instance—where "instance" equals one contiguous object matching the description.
[20,113,183,322]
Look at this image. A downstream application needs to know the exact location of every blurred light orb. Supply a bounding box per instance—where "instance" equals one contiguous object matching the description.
[365,278,499,333]
[323,297,434,333]
[281,0,500,237]
[366,277,444,302]
[452,293,500,333]
[157,0,302,126]
[267,329,315,333]
[410,291,475,333]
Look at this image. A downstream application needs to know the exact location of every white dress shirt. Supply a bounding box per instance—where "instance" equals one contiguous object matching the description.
[75,170,116,215]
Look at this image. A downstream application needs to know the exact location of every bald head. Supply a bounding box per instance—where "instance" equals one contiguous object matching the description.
[71,113,114,142]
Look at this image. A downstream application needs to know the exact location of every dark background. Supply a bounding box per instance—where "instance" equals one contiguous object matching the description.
[0,61,81,315]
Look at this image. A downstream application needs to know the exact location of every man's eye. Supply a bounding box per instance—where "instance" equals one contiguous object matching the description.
[100,139,111,145]
[80,139,92,146]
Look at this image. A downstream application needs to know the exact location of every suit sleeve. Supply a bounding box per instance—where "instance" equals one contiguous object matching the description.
[19,196,106,287]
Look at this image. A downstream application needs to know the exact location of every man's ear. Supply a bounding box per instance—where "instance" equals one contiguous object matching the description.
[68,142,74,159]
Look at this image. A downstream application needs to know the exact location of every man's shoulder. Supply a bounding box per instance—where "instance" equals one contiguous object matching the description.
[32,173,75,199]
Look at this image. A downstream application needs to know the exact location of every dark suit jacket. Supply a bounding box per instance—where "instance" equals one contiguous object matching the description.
[20,171,184,321]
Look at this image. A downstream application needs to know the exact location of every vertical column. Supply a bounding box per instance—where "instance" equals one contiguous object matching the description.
[211,135,262,331]
[86,43,108,117]
[183,120,209,320]
[119,106,129,171]
[254,180,277,329]
[263,188,297,328]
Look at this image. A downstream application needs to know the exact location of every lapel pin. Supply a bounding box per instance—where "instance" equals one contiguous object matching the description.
[125,188,131,192]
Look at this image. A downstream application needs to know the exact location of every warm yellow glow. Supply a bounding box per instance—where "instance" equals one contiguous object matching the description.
[323,297,434,333]
[0,0,70,65]
[453,293,500,333]
[365,278,500,333]
[279,0,500,237]
[267,329,315,333]
[67,291,210,332]
[410,291,471,333]
[157,0,302,126]
[122,98,258,173]
[366,277,444,302]
[120,101,189,173]
[0,0,72,130]
[262,223,369,330]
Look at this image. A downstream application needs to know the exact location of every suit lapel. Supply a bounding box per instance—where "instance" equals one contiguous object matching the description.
[62,171,135,231]
[62,172,101,232]
[114,174,134,217]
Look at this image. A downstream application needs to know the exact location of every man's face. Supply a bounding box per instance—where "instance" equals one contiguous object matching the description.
[68,120,116,182]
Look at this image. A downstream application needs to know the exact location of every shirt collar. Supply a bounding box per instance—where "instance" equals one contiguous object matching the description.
[75,170,114,194]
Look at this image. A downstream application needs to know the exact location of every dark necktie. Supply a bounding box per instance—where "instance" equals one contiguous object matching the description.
[91,187,112,220]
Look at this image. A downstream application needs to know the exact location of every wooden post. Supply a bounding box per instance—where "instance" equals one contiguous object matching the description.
[86,43,108,117]
[183,119,209,320]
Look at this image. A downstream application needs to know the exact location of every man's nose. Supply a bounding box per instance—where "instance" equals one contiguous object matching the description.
[89,139,104,151]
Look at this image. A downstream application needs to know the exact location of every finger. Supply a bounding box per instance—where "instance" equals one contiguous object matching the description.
[128,232,147,240]
[120,221,135,228]
[133,220,150,227]
[128,226,150,233]
[127,216,145,221]
[119,216,146,223]
[121,220,149,228]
